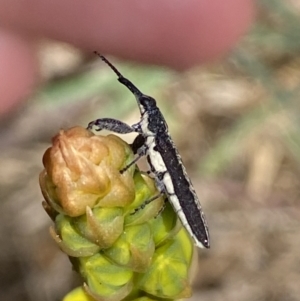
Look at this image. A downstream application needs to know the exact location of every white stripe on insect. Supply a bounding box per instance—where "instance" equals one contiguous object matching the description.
[146,134,205,248]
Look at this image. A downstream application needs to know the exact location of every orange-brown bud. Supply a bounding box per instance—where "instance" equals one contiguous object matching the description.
[40,126,135,217]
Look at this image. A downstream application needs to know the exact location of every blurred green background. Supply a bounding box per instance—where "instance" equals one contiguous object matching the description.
[2,0,300,300]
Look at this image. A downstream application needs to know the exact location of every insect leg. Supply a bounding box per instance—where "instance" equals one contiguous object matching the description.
[120,150,145,173]
[87,118,134,134]
[156,197,168,217]
[131,170,168,215]
[130,192,163,215]
[88,120,147,173]
[120,136,148,173]
[130,134,146,154]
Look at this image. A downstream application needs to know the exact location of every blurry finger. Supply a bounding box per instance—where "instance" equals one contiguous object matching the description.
[0,29,38,116]
[0,0,254,69]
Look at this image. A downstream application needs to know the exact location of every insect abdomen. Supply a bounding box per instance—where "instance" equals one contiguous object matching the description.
[153,134,210,248]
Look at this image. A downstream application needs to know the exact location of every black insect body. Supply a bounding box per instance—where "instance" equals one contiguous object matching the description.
[88,54,210,248]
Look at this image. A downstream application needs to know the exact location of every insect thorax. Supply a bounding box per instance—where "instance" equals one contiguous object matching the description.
[143,108,168,135]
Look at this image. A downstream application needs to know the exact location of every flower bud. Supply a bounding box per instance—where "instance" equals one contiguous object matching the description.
[40,127,136,217]
[40,126,195,301]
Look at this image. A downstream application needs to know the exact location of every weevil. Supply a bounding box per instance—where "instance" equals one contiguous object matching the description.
[88,53,210,248]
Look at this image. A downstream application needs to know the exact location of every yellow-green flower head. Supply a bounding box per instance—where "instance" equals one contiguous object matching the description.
[40,126,195,301]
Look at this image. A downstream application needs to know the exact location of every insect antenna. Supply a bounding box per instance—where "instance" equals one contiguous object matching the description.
[94,51,143,98]
[94,51,123,78]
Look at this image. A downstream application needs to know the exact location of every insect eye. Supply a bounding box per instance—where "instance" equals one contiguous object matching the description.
[140,96,156,107]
